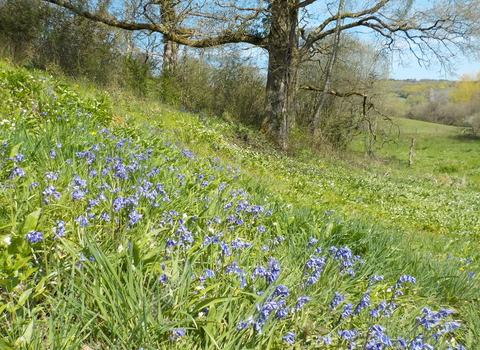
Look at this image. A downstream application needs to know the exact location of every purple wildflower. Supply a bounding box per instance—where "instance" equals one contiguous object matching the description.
[75,215,89,227]
[24,230,43,243]
[171,327,185,339]
[282,332,295,345]
[54,220,66,238]
[296,296,311,310]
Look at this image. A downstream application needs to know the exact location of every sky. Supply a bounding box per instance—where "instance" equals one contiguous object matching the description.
[390,57,480,81]
[386,0,480,80]
[105,0,479,81]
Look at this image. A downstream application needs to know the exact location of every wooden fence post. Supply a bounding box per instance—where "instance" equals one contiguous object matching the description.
[409,137,415,167]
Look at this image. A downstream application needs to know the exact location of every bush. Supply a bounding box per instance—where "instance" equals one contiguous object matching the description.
[0,0,127,86]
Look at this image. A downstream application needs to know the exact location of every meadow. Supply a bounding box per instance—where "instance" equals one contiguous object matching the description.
[349,118,480,185]
[0,60,479,349]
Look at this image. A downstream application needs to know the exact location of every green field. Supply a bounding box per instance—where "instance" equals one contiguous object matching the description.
[1,61,479,349]
[349,118,480,185]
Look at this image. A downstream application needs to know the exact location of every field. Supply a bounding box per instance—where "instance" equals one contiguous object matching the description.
[350,118,480,185]
[0,60,479,349]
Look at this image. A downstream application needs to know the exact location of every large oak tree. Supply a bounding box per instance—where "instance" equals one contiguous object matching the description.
[42,0,480,149]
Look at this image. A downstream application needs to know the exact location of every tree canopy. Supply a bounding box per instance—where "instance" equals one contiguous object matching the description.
[42,0,480,149]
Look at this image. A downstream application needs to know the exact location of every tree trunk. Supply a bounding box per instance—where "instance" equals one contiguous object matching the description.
[163,38,178,72]
[161,0,179,73]
[261,0,299,151]
[311,0,345,136]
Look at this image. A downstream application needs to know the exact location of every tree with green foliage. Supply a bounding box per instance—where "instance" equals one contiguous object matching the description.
[0,0,125,85]
[297,36,390,153]
[0,0,48,62]
[41,0,480,150]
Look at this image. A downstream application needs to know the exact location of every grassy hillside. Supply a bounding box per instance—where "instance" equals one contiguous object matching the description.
[0,61,479,349]
[349,117,480,185]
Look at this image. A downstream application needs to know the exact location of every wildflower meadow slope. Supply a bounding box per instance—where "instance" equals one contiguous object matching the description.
[0,61,479,349]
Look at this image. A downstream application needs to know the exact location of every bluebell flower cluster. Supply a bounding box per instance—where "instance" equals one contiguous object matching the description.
[54,220,66,238]
[251,257,280,284]
[0,77,473,350]
[282,331,295,344]
[170,327,185,340]
[24,230,43,243]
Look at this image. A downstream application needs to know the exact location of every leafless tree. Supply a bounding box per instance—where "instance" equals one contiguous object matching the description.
[41,0,480,150]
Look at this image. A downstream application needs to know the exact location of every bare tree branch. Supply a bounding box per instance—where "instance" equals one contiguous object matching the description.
[303,0,390,50]
[311,0,345,135]
[43,0,266,47]
[296,0,318,9]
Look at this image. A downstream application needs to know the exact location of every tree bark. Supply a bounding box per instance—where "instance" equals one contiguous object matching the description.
[163,38,178,72]
[311,0,345,136]
[160,0,179,73]
[43,0,480,150]
[262,0,299,151]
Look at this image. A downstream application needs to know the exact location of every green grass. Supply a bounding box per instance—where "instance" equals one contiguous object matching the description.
[349,117,480,185]
[0,60,479,349]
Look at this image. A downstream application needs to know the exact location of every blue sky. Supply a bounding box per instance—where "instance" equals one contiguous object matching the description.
[108,0,478,81]
[391,57,480,80]
[387,0,480,80]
